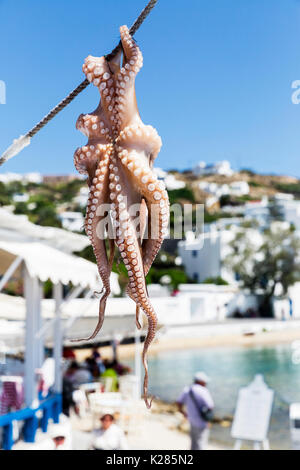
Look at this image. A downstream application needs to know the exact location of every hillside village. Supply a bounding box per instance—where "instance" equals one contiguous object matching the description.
[1,161,300,320]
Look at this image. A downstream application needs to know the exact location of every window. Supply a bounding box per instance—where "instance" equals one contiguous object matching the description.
[192,250,198,258]
[294,419,300,429]
[193,273,199,282]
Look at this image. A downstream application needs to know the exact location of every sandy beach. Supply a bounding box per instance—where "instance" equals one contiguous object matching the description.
[69,402,231,451]
[75,319,300,361]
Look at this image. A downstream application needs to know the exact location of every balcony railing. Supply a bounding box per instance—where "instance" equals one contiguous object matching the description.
[0,393,62,450]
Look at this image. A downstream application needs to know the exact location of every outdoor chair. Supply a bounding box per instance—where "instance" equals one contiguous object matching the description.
[119,375,140,402]
[88,392,123,429]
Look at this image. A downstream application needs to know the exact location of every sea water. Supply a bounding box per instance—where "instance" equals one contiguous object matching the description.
[136,343,300,449]
[4,344,299,449]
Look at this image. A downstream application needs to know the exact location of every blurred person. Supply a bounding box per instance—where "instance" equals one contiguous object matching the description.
[91,414,129,450]
[50,424,70,450]
[52,435,66,450]
[65,361,93,386]
[91,347,101,360]
[177,371,214,450]
[85,357,101,378]
[73,365,93,385]
[110,358,132,376]
[62,374,78,417]
[96,359,106,375]
[63,348,76,360]
[101,361,119,392]
[289,297,293,319]
[88,349,106,375]
[64,361,79,381]
[95,354,106,375]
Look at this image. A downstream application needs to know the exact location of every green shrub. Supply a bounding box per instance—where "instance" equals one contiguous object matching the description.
[202,276,229,285]
[168,187,195,204]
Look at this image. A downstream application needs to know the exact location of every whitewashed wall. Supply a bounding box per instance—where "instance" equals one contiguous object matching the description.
[152,296,192,325]
[178,231,222,282]
[178,284,238,321]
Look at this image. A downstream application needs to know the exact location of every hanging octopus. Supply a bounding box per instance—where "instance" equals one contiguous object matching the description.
[74,25,169,407]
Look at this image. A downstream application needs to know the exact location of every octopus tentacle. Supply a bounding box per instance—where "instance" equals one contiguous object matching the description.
[108,156,157,406]
[117,123,162,159]
[83,55,112,89]
[118,147,169,273]
[115,124,166,273]
[114,26,143,130]
[119,25,143,72]
[115,216,157,407]
[73,145,113,342]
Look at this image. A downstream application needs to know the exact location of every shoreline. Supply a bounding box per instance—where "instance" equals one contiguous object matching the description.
[76,320,300,361]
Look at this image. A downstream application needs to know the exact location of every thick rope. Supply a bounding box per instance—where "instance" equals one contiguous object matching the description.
[26,0,158,139]
[27,80,89,138]
[105,0,158,62]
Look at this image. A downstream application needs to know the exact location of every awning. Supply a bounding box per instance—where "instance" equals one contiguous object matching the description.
[0,293,27,320]
[0,240,120,292]
[0,294,137,349]
[0,295,131,322]
[0,208,89,253]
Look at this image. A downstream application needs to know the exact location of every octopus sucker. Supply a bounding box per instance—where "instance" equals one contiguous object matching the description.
[74,25,169,406]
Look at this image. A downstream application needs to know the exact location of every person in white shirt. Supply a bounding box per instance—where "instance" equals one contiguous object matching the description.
[92,414,129,450]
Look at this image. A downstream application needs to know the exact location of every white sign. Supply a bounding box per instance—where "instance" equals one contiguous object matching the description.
[231,374,274,442]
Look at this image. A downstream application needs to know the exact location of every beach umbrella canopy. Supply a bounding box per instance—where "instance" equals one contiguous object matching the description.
[0,208,90,254]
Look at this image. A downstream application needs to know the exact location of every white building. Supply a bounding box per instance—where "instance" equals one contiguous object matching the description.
[199,182,229,198]
[178,222,267,286]
[229,181,250,196]
[274,193,294,202]
[0,173,22,183]
[12,194,29,203]
[153,168,186,191]
[59,211,84,233]
[73,186,89,208]
[244,197,269,226]
[154,167,167,179]
[198,180,249,198]
[23,173,43,184]
[274,195,300,231]
[177,283,238,322]
[283,203,300,231]
[178,228,236,284]
[215,217,244,231]
[0,173,43,184]
[164,174,186,190]
[205,195,219,210]
[221,204,246,215]
[193,160,233,177]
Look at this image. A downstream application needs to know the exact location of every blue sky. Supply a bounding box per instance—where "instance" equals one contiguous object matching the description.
[1,0,300,176]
